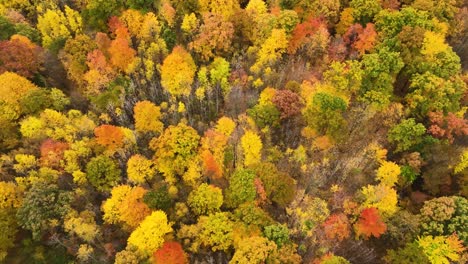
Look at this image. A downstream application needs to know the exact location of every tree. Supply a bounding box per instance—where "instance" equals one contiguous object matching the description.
[230,236,277,264]
[86,155,121,192]
[376,161,401,187]
[286,194,330,234]
[388,118,427,153]
[384,241,430,264]
[102,185,151,230]
[153,241,187,264]
[127,155,156,184]
[303,92,347,138]
[37,6,82,51]
[271,90,303,119]
[16,182,72,240]
[0,181,23,260]
[406,73,465,118]
[133,101,163,134]
[247,104,281,129]
[198,0,240,20]
[0,35,43,78]
[59,34,97,85]
[354,207,387,239]
[0,71,38,117]
[127,211,173,257]
[349,0,382,24]
[323,213,351,242]
[287,17,329,62]
[189,12,234,61]
[199,129,229,180]
[63,210,99,243]
[94,125,125,151]
[187,183,223,215]
[428,112,468,143]
[250,29,289,75]
[143,186,173,212]
[419,196,467,244]
[263,224,291,248]
[318,254,351,264]
[417,235,465,264]
[150,123,200,183]
[108,24,136,72]
[0,209,18,261]
[359,47,404,108]
[225,168,257,208]
[251,163,296,207]
[160,46,196,98]
[39,139,68,169]
[353,23,377,55]
[197,212,234,252]
[83,0,124,30]
[361,184,398,217]
[241,131,263,167]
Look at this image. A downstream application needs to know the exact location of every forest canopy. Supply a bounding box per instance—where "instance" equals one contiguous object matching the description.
[0,0,467,263]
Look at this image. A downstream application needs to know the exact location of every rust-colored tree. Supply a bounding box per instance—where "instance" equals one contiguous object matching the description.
[271,90,303,119]
[189,12,234,61]
[323,213,351,242]
[153,241,188,264]
[40,139,68,168]
[428,112,468,144]
[0,35,43,78]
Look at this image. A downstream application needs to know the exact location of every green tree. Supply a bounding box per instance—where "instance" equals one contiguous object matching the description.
[188,183,223,216]
[304,92,347,138]
[86,155,121,192]
[16,182,72,240]
[406,73,464,118]
[350,0,382,24]
[388,118,427,153]
[225,168,257,208]
[143,186,173,212]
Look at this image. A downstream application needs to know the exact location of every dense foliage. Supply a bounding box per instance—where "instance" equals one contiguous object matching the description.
[0,0,466,263]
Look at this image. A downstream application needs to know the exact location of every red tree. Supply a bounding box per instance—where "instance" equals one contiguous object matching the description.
[354,207,387,239]
[153,241,187,264]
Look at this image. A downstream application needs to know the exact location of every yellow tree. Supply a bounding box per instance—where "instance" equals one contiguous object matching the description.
[127,155,156,184]
[241,131,263,167]
[360,183,398,217]
[0,181,22,261]
[250,29,289,76]
[102,185,151,230]
[149,123,200,183]
[198,0,240,20]
[37,6,82,49]
[160,46,196,98]
[133,101,163,134]
[0,71,38,117]
[376,161,400,187]
[230,236,277,264]
[64,210,99,243]
[127,211,173,257]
